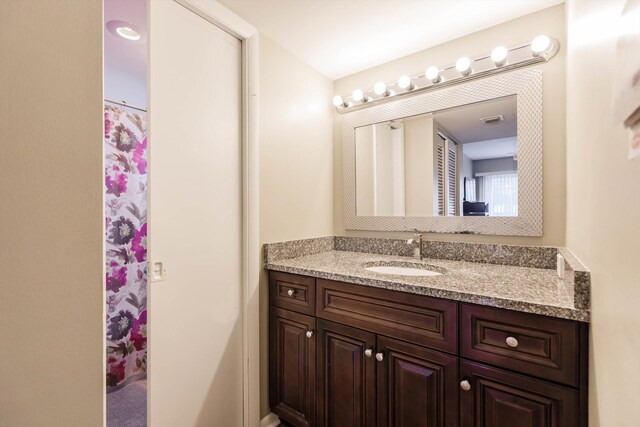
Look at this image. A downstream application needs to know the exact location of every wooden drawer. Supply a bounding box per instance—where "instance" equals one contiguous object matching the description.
[270,271,316,315]
[461,303,581,387]
[316,279,458,354]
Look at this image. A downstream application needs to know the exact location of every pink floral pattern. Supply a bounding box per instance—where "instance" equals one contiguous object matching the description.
[105,105,147,389]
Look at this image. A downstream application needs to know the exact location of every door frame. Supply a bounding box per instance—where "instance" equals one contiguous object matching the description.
[149,1,260,426]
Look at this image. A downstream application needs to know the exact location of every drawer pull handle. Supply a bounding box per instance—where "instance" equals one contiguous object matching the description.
[506,336,519,348]
[306,330,313,338]
[375,352,384,362]
[287,289,295,297]
[364,349,373,358]
[460,380,471,391]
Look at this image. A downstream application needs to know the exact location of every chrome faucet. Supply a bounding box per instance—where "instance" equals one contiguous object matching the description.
[407,229,423,260]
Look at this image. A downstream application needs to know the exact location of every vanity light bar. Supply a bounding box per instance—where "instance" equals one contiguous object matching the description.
[333,35,559,113]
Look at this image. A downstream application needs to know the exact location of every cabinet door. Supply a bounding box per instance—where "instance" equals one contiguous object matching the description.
[377,336,458,427]
[317,319,376,427]
[270,307,316,427]
[460,361,579,427]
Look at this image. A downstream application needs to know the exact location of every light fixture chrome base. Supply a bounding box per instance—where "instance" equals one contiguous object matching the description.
[334,38,559,114]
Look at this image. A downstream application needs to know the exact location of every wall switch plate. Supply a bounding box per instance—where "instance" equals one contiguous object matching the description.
[151,260,167,282]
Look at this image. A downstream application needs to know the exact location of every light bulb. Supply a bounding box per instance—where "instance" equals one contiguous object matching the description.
[425,66,441,83]
[398,75,413,90]
[352,89,365,102]
[531,35,551,56]
[116,26,141,41]
[455,57,472,76]
[491,46,508,66]
[332,95,344,107]
[374,82,387,96]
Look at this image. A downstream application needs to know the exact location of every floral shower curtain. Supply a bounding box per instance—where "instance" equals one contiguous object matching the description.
[104,105,148,389]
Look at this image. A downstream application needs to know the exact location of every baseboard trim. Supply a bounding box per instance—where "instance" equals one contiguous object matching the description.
[260,412,280,427]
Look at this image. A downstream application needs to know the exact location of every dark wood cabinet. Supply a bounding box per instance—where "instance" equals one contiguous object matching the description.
[314,321,459,427]
[270,307,317,427]
[271,271,316,316]
[460,360,579,427]
[316,279,458,354]
[377,336,458,427]
[461,304,581,387]
[317,319,377,427]
[269,271,588,427]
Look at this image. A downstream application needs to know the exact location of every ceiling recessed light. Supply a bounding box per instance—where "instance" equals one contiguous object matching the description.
[106,20,145,42]
[116,26,141,41]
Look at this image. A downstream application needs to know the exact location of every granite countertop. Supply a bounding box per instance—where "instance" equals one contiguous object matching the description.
[266,249,590,322]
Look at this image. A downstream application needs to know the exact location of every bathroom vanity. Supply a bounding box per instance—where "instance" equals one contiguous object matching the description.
[266,240,589,427]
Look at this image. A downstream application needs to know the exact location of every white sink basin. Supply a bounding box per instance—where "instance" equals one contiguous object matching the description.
[365,265,442,277]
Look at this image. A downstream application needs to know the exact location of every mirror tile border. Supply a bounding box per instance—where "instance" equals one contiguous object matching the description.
[340,69,543,236]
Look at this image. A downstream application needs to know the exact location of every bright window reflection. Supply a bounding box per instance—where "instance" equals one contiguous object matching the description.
[482,173,518,217]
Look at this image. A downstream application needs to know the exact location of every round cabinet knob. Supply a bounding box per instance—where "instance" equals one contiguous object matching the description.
[460,380,471,392]
[287,289,295,297]
[306,330,313,338]
[375,352,384,362]
[364,349,373,358]
[506,336,519,348]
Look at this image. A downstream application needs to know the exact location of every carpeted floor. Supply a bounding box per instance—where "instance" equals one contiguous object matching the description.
[107,379,147,427]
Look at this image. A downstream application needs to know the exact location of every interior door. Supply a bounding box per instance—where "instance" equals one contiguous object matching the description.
[148,1,243,426]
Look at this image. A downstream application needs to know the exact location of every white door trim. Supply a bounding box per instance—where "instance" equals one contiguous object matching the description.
[165,2,259,426]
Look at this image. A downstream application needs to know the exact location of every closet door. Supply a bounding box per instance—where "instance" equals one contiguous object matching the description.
[148,1,243,426]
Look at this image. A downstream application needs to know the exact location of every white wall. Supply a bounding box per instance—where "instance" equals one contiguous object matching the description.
[404,114,435,216]
[0,1,104,425]
[372,124,398,216]
[104,67,147,108]
[258,34,334,417]
[355,125,376,215]
[565,1,640,426]
[334,5,566,245]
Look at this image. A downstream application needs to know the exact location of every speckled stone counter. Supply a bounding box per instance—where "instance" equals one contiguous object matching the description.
[265,246,590,322]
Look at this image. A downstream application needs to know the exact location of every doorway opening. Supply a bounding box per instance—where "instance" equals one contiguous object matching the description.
[104,0,148,426]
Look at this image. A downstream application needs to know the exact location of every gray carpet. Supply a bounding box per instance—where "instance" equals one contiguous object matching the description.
[107,379,147,427]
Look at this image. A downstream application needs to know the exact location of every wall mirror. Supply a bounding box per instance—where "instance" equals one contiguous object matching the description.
[342,69,542,235]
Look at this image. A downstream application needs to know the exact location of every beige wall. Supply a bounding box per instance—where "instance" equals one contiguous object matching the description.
[334,5,567,245]
[258,34,334,417]
[565,1,640,426]
[0,1,104,426]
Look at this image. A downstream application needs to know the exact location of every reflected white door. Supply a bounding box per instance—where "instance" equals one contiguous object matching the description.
[148,1,243,425]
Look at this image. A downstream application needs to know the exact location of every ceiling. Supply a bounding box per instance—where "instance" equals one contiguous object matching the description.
[433,95,517,160]
[104,0,147,106]
[218,0,564,80]
[434,95,517,144]
[462,137,518,160]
